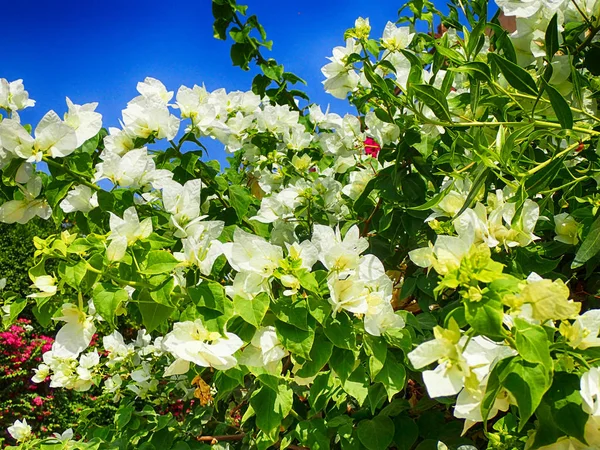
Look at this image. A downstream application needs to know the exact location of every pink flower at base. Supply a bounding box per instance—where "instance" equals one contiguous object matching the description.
[32,396,44,407]
[364,137,381,158]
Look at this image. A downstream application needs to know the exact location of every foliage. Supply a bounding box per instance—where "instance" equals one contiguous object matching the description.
[2,0,600,449]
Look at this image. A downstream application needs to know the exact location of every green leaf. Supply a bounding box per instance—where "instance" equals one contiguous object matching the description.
[115,404,134,430]
[481,357,513,426]
[323,313,356,350]
[139,295,174,332]
[449,62,492,82]
[295,332,333,378]
[357,415,395,450]
[275,317,315,360]
[341,366,370,405]
[539,372,588,444]
[228,185,252,220]
[393,415,419,450]
[572,214,600,268]
[271,296,308,330]
[234,292,269,327]
[296,269,319,293]
[309,372,336,414]
[93,283,129,327]
[142,250,180,275]
[295,419,331,450]
[542,78,573,129]
[329,347,358,383]
[545,13,559,61]
[307,294,332,324]
[465,295,506,339]
[488,53,538,96]
[501,357,552,430]
[250,384,293,433]
[514,318,552,368]
[411,84,452,122]
[189,281,229,313]
[3,297,27,326]
[363,335,387,379]
[373,353,406,400]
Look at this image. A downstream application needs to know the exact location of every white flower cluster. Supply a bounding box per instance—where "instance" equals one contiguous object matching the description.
[497,0,600,66]
[222,224,404,337]
[408,322,516,433]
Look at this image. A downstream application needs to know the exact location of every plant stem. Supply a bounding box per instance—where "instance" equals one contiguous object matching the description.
[526,142,580,175]
[42,157,100,191]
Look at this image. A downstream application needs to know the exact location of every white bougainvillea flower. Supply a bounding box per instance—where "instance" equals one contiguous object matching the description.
[561,310,600,350]
[0,118,37,162]
[321,38,361,99]
[381,21,414,51]
[251,187,302,223]
[51,303,96,358]
[8,419,32,442]
[49,428,74,444]
[0,176,52,224]
[136,77,174,104]
[285,240,319,270]
[222,227,283,277]
[408,322,470,398]
[95,147,172,189]
[239,326,288,373]
[162,320,243,375]
[327,275,368,315]
[409,235,472,276]
[103,330,135,366]
[31,363,50,383]
[342,167,376,201]
[0,79,35,111]
[312,224,369,276]
[60,185,99,213]
[63,98,102,147]
[122,96,179,141]
[581,367,600,417]
[554,213,579,245]
[106,206,153,261]
[27,275,57,298]
[175,84,209,122]
[102,126,137,156]
[157,178,204,236]
[225,271,269,300]
[34,110,78,158]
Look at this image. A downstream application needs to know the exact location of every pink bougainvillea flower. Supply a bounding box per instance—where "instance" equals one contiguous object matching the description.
[364,137,380,158]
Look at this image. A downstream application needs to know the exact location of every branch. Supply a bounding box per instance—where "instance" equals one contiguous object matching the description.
[42,157,100,191]
[197,434,245,443]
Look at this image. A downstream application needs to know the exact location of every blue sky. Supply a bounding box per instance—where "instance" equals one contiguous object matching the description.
[2,0,496,164]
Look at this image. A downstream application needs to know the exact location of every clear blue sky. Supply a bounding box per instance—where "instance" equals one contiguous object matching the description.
[2,0,497,164]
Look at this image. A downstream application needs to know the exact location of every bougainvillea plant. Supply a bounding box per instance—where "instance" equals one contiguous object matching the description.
[2,0,600,448]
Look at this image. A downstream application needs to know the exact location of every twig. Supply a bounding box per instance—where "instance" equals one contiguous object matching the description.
[197,433,245,443]
[362,197,383,236]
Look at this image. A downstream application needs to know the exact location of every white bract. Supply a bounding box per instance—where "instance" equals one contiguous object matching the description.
[8,419,32,442]
[107,206,153,261]
[60,184,99,213]
[0,176,51,224]
[561,310,600,350]
[0,79,35,112]
[95,147,172,189]
[51,303,96,358]
[63,97,103,147]
[162,320,243,374]
[239,326,288,373]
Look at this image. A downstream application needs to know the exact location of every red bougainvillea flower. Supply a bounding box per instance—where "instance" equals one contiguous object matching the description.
[364,137,381,158]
